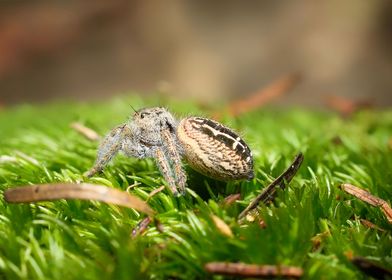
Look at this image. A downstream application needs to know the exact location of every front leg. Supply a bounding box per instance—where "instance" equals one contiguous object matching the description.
[154,148,180,196]
[161,129,187,195]
[85,124,129,177]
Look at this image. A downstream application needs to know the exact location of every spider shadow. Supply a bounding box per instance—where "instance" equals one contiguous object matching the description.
[185,167,235,201]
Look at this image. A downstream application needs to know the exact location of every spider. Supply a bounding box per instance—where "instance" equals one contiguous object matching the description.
[85,107,254,196]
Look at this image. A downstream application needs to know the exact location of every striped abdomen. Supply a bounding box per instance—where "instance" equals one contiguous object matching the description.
[177,117,254,181]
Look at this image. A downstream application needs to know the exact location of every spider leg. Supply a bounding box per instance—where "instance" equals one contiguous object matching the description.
[154,147,180,196]
[85,124,129,177]
[161,129,187,195]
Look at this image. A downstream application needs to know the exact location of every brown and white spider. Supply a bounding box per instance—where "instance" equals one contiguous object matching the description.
[85,107,254,196]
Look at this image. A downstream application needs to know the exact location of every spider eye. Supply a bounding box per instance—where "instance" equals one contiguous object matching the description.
[140,112,148,119]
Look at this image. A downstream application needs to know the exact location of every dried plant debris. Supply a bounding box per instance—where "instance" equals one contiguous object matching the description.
[213,73,301,119]
[147,185,166,200]
[211,215,233,238]
[258,219,267,229]
[204,262,303,279]
[238,153,304,221]
[222,193,241,206]
[4,183,154,216]
[131,216,152,237]
[350,256,392,280]
[339,183,392,224]
[324,95,372,117]
[360,219,386,232]
[311,231,331,252]
[70,122,100,141]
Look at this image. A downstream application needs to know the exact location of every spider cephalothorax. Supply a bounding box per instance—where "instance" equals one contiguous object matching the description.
[86,107,253,196]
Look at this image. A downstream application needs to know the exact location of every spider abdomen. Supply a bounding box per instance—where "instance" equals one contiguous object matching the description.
[177,117,254,181]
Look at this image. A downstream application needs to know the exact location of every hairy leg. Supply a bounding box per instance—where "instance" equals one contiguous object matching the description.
[85,124,129,177]
[154,148,180,196]
[161,129,187,195]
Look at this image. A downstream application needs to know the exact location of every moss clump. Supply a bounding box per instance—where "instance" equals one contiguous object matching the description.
[0,97,391,279]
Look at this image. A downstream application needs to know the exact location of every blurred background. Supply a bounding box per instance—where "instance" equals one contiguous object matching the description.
[0,0,391,107]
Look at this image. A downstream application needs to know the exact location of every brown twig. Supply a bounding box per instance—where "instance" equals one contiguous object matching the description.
[70,122,100,141]
[222,193,241,207]
[381,204,392,224]
[131,216,152,237]
[4,183,154,216]
[238,153,304,221]
[131,216,164,237]
[204,262,303,279]
[340,183,384,206]
[324,95,372,117]
[339,183,392,224]
[213,73,301,120]
[360,219,386,232]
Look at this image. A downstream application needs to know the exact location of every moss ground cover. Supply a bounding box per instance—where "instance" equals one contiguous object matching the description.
[0,97,391,279]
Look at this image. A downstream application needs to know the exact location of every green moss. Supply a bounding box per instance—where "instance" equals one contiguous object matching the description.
[0,97,391,279]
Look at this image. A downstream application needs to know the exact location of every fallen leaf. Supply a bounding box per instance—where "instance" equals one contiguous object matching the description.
[4,183,154,216]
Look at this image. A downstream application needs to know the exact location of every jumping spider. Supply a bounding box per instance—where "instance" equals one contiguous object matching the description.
[86,107,254,196]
